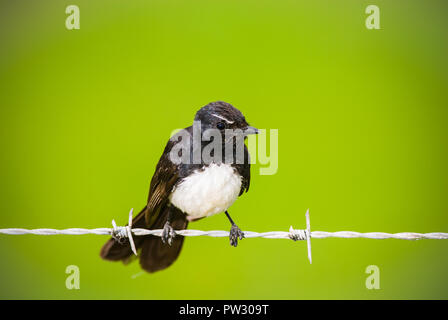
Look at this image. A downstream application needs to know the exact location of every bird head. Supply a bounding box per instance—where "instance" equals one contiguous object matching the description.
[194,101,258,135]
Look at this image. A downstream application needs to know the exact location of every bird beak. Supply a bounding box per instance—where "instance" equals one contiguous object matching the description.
[244,126,259,135]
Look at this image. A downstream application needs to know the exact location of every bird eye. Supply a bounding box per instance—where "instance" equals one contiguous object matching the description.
[217,122,225,130]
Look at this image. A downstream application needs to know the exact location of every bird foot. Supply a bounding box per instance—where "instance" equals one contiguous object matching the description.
[161,222,176,246]
[229,224,245,247]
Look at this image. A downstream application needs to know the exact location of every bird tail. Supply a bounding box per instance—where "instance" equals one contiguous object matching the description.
[100,206,188,273]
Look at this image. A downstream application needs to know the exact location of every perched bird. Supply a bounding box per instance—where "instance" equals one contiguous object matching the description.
[100,101,258,273]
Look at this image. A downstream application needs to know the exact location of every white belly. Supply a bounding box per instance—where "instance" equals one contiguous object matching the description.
[169,163,242,220]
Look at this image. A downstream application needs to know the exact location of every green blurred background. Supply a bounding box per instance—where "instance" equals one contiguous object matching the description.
[0,0,447,299]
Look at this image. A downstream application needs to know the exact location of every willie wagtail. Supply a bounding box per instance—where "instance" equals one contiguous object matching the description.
[100,101,258,273]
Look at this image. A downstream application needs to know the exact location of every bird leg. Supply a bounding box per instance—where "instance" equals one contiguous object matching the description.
[225,210,244,247]
[161,210,176,246]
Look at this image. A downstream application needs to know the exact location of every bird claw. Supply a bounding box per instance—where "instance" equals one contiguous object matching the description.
[229,224,245,247]
[161,222,176,246]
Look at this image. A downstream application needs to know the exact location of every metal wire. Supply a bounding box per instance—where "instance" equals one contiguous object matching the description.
[1,209,447,264]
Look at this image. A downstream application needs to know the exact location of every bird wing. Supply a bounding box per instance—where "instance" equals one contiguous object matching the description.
[144,133,183,226]
[238,144,251,196]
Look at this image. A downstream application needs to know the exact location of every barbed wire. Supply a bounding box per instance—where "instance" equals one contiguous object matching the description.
[0,209,447,264]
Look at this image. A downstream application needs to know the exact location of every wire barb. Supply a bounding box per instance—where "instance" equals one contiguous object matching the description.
[111,208,137,256]
[288,209,312,264]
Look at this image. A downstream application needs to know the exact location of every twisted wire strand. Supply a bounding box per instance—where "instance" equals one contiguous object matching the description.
[0,228,446,240]
[1,209,447,265]
[310,231,448,240]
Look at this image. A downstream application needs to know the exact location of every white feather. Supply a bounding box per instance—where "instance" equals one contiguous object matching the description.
[211,113,234,124]
[169,163,242,220]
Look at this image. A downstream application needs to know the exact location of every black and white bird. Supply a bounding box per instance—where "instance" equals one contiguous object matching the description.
[101,101,258,273]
